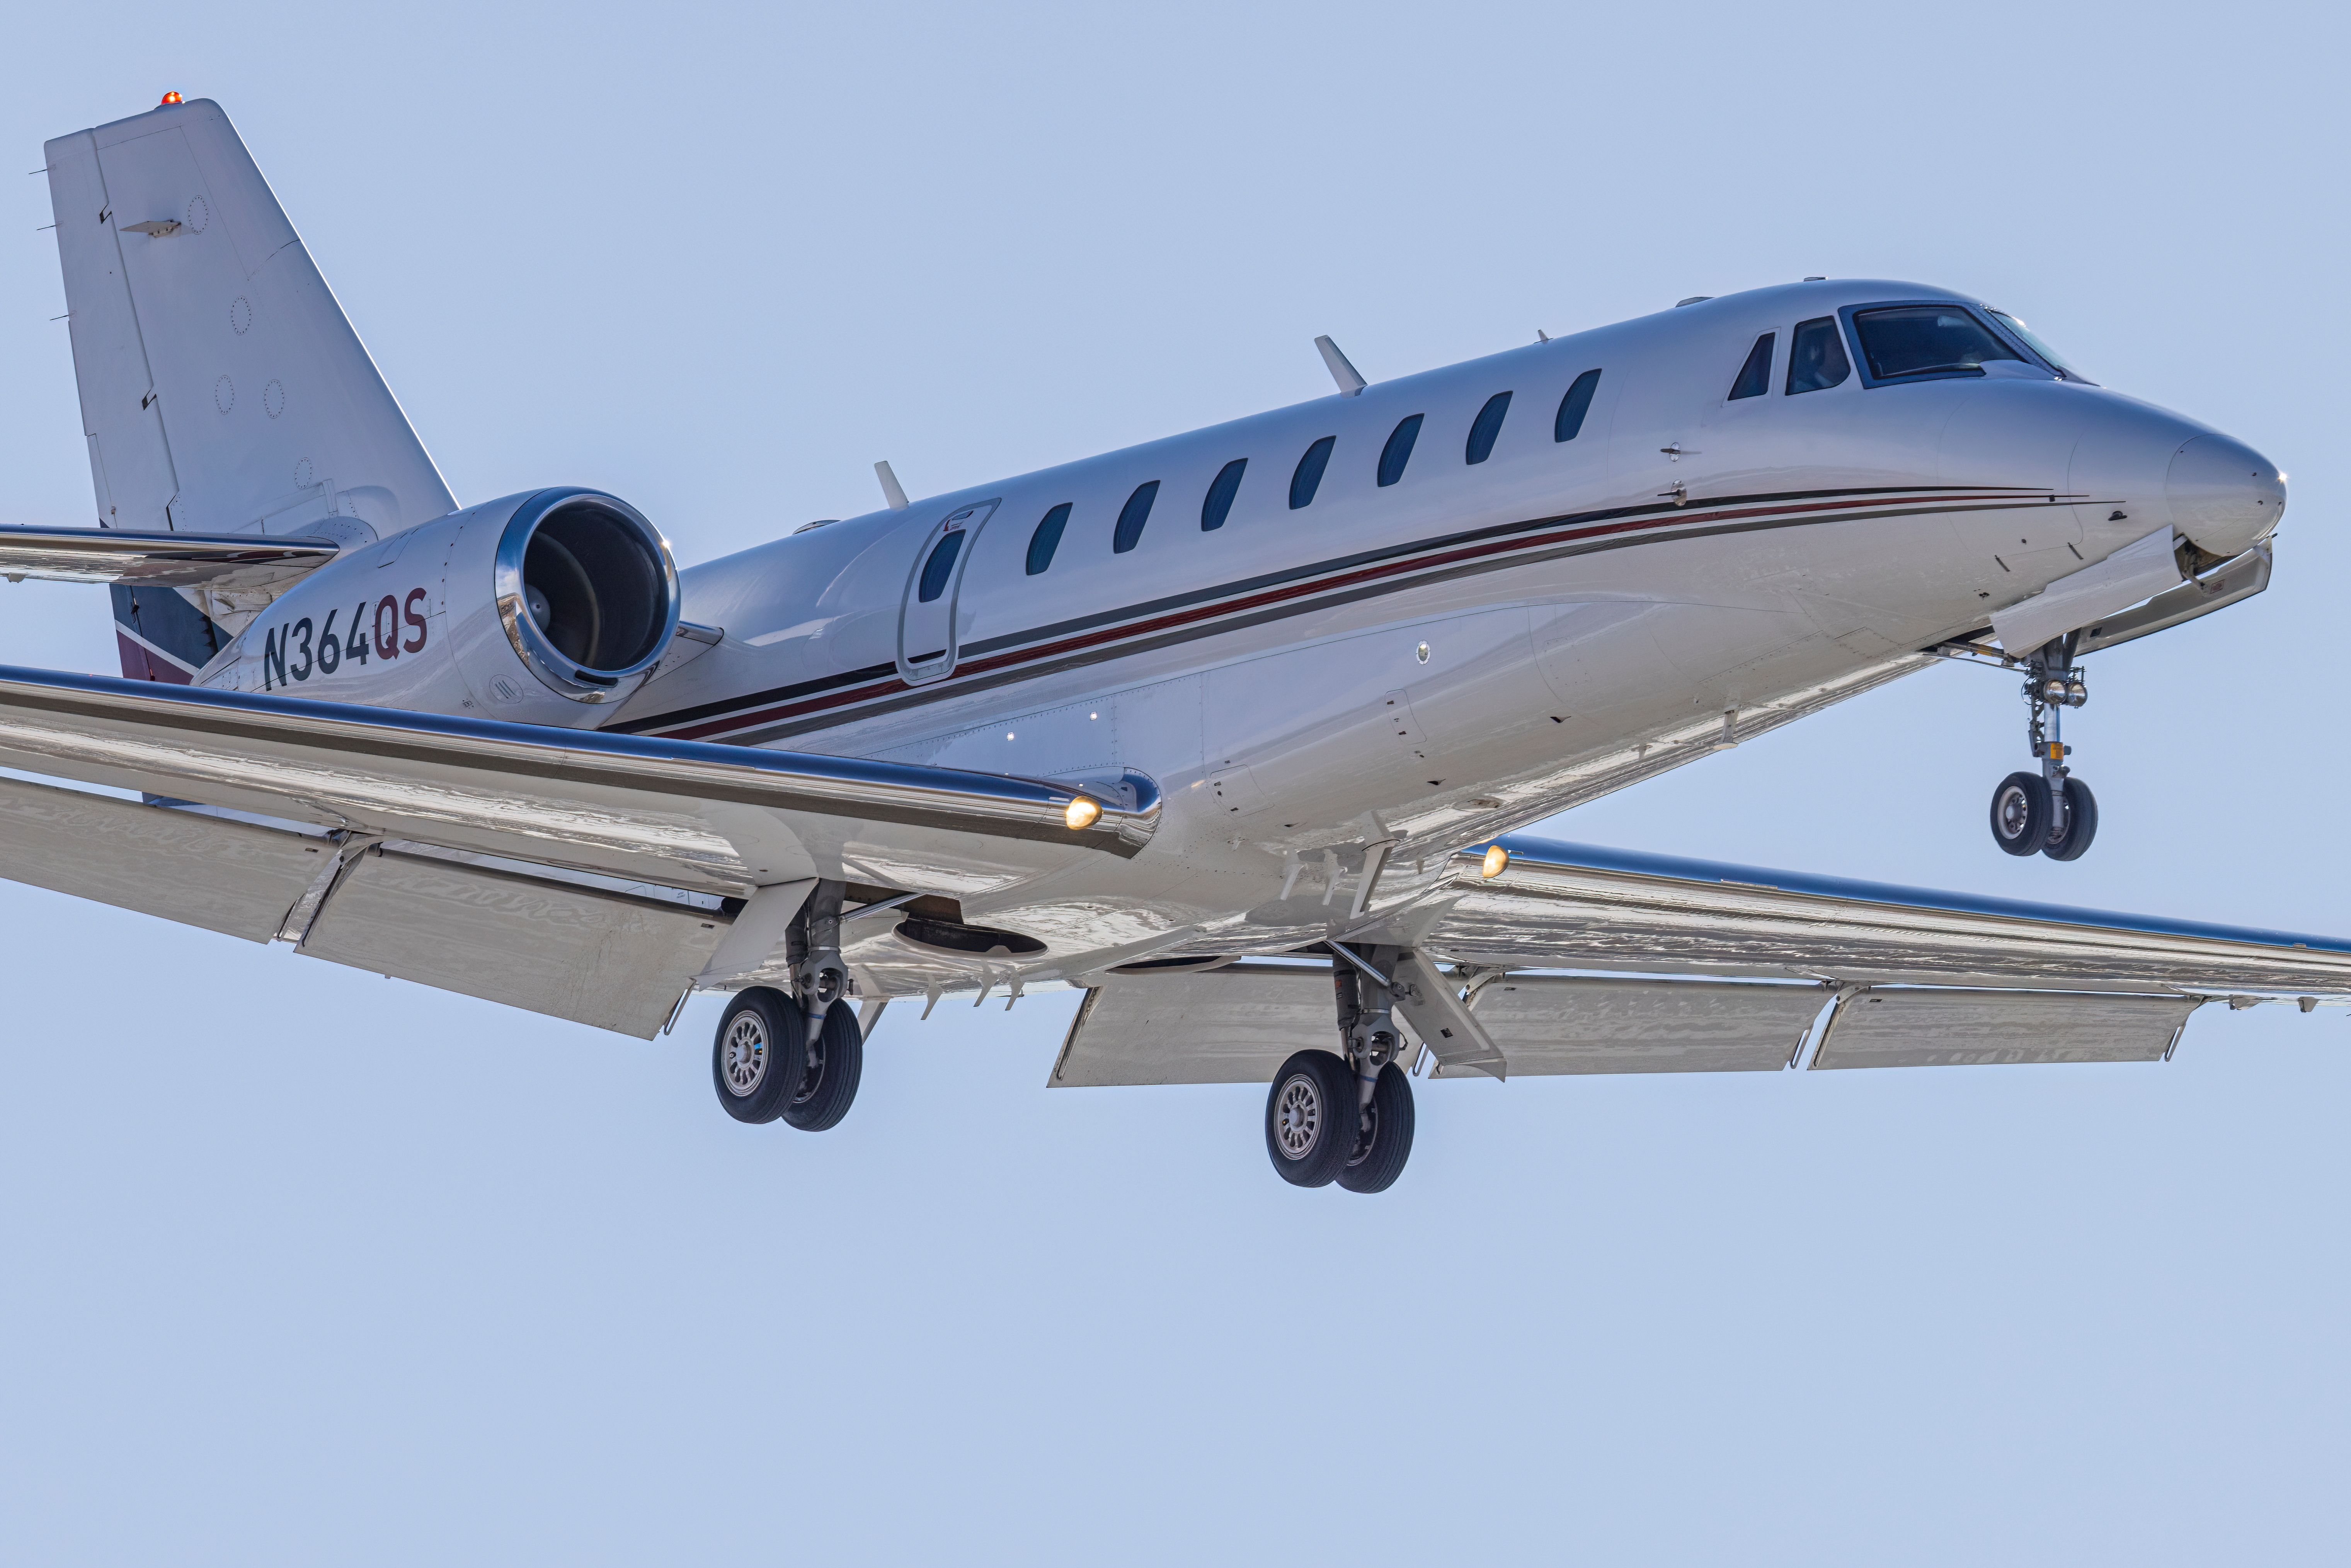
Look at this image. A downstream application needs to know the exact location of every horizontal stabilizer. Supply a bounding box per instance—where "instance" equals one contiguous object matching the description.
[0,523,337,588]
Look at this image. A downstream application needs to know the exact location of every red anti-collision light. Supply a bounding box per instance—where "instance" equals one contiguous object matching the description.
[160,92,182,106]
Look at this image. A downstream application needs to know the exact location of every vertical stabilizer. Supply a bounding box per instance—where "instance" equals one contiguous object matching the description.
[45,98,457,679]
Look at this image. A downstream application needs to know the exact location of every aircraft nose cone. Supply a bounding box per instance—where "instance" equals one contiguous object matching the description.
[2167,434,2285,557]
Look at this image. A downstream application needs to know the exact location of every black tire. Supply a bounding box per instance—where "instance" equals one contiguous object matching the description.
[1264,1049,1358,1188]
[1989,771,2052,856]
[783,1000,865,1132]
[2044,776,2099,861]
[712,987,806,1124]
[1336,1063,1415,1194]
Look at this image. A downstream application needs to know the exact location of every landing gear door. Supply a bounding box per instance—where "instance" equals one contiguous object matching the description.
[896,500,998,685]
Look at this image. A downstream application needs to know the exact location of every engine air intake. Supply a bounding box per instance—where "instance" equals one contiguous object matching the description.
[495,490,680,701]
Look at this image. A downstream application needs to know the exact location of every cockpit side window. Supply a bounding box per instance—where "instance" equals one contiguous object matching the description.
[1728,333,1774,400]
[1786,317,1851,395]
[1987,309,2089,382]
[1850,305,2021,383]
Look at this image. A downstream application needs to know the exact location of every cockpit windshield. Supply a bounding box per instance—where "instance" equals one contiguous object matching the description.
[1850,305,2022,381]
[1986,308,2088,381]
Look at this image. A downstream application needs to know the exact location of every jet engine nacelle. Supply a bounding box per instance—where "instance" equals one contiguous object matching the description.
[208,488,680,727]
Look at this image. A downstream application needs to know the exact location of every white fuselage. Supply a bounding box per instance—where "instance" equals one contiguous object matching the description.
[204,280,2288,990]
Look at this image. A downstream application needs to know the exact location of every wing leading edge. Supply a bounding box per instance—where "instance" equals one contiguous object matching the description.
[0,665,1158,895]
[1430,835,2351,999]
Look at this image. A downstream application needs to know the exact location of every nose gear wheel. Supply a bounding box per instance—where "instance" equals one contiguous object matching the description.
[1985,636,2099,861]
[1990,771,2052,856]
[2045,776,2099,860]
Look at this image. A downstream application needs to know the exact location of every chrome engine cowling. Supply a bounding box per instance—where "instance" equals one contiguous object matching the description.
[206,488,681,727]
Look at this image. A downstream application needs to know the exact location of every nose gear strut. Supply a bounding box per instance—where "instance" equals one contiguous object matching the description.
[1987,635,2098,861]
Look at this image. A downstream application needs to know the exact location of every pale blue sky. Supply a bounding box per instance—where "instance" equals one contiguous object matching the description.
[3,3,2348,1562]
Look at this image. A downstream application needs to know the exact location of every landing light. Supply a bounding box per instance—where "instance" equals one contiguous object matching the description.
[1481,844,1510,879]
[160,92,182,105]
[1064,796,1102,831]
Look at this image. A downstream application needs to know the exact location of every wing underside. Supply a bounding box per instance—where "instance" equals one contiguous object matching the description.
[0,666,1158,1035]
[1050,835,2351,1086]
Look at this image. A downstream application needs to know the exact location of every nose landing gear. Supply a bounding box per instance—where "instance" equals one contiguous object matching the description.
[1987,638,2097,861]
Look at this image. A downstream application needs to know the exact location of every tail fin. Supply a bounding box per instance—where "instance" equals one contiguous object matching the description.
[44,97,456,679]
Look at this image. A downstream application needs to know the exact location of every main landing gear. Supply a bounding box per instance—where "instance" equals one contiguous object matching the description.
[711,881,867,1131]
[1265,944,1416,1193]
[1987,637,2098,861]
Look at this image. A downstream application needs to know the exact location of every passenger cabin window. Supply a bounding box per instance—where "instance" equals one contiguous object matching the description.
[1201,460,1246,531]
[1728,333,1774,400]
[1377,415,1423,487]
[1554,368,1601,441]
[1786,317,1851,395]
[916,530,964,601]
[1026,503,1071,575]
[1465,392,1512,464]
[1290,436,1335,509]
[1112,482,1159,553]
[1850,305,2021,382]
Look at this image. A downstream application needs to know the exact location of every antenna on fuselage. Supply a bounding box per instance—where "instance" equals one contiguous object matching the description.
[1314,335,1366,397]
[874,460,910,511]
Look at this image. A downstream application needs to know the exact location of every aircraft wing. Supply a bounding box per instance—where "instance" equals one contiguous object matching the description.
[0,666,1157,1037]
[1050,834,2351,1088]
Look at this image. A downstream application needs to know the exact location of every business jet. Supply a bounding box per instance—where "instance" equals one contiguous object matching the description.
[8,95,2335,1192]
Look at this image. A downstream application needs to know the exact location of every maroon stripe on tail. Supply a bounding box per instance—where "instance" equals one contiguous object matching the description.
[116,630,192,684]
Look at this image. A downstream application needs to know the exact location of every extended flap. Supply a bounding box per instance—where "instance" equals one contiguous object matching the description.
[1812,987,2201,1069]
[298,847,732,1037]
